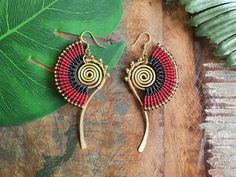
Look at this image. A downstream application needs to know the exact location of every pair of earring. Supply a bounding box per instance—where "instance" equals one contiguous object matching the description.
[54,31,178,152]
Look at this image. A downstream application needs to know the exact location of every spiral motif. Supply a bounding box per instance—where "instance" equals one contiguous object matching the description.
[78,62,103,89]
[131,64,156,90]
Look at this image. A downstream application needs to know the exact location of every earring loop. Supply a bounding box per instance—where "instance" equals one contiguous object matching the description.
[80,31,106,63]
[129,32,152,59]
[125,32,178,152]
[80,31,105,55]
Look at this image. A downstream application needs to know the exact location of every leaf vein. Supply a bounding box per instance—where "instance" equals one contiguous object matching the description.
[6,0,9,30]
[0,49,48,89]
[16,31,60,52]
[0,91,11,112]
[47,8,84,15]
[0,0,58,41]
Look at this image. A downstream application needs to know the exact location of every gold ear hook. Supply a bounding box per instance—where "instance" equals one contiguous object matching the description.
[80,31,106,57]
[80,31,106,49]
[130,32,152,59]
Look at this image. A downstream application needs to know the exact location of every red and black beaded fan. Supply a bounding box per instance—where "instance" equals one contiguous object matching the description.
[55,40,108,108]
[125,44,178,110]
[143,44,178,110]
[54,41,89,107]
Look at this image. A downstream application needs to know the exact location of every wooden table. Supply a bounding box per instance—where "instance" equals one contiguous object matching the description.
[3,0,235,176]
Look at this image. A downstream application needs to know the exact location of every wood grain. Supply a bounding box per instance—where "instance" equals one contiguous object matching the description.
[0,1,210,177]
[163,4,205,177]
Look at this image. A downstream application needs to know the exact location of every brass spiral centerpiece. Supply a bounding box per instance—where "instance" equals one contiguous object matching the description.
[125,60,156,91]
[78,62,103,89]
[77,56,108,150]
[131,64,156,90]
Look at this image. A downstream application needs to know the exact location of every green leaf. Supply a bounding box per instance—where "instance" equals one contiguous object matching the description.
[209,22,236,44]
[166,0,178,4]
[0,0,124,126]
[195,10,236,37]
[189,3,236,27]
[215,35,236,56]
[227,51,236,66]
[185,0,236,13]
[166,0,236,66]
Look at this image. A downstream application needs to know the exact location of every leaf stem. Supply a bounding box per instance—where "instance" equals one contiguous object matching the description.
[28,58,53,72]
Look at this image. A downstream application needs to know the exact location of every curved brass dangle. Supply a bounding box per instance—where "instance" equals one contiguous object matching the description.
[126,32,152,152]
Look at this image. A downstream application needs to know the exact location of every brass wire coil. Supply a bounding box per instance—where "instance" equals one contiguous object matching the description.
[78,62,103,89]
[131,64,156,90]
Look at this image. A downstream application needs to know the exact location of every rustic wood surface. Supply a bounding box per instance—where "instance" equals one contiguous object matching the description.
[1,0,230,176]
[196,40,236,177]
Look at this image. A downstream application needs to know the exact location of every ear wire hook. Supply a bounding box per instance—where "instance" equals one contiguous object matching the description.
[130,32,152,59]
[80,30,106,57]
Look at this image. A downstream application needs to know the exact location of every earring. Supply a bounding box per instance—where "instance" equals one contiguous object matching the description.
[125,32,178,152]
[54,31,109,149]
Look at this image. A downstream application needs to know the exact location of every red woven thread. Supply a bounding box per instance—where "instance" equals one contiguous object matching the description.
[144,45,177,109]
[55,42,88,106]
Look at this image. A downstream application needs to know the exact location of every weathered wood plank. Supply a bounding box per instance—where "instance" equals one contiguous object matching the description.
[195,40,236,177]
[163,4,205,177]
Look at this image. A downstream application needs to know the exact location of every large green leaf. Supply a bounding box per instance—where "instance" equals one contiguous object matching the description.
[0,0,124,126]
[166,0,236,66]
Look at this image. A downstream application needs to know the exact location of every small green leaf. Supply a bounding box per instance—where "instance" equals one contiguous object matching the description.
[166,0,178,4]
[195,11,236,37]
[0,0,124,126]
[215,35,236,57]
[189,3,236,27]
[167,0,236,66]
[209,23,236,44]
[185,0,235,13]
[227,51,236,66]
